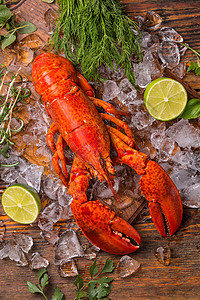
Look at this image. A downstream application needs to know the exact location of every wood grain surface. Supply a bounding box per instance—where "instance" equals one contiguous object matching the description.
[0,1,200,300]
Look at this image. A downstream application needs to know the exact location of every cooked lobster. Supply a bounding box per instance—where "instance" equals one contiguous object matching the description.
[32,53,183,255]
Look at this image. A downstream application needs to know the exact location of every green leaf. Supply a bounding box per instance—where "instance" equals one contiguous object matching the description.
[38,268,47,282]
[90,259,98,279]
[87,281,97,300]
[1,33,16,50]
[75,290,88,299]
[16,21,37,34]
[42,0,54,3]
[179,98,200,119]
[88,278,113,300]
[5,22,10,30]
[74,274,84,290]
[41,273,49,290]
[51,286,65,300]
[0,5,11,26]
[99,258,115,275]
[27,281,42,294]
[187,61,200,75]
[10,14,16,27]
[97,277,113,284]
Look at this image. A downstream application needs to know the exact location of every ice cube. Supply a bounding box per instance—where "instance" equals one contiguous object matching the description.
[18,164,44,192]
[158,41,180,69]
[57,187,72,207]
[41,202,63,223]
[54,230,84,265]
[42,175,60,200]
[13,233,33,253]
[172,150,200,172]
[59,260,78,277]
[0,221,6,242]
[159,138,176,161]
[158,27,183,43]
[117,255,140,278]
[38,218,54,232]
[40,227,60,245]
[93,177,120,199]
[102,80,120,101]
[30,252,49,269]
[170,168,196,191]
[182,183,200,208]
[82,241,100,260]
[140,31,153,49]
[110,64,125,81]
[131,110,155,130]
[167,119,200,148]
[118,78,137,106]
[0,240,28,266]
[155,245,171,265]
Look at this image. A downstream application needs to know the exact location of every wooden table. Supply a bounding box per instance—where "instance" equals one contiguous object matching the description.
[0,1,200,299]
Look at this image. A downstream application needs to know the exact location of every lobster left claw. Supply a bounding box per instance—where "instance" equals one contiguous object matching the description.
[139,160,183,237]
[111,134,183,237]
[68,156,141,255]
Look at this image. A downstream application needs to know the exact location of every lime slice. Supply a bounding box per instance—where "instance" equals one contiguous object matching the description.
[144,77,188,121]
[1,184,41,224]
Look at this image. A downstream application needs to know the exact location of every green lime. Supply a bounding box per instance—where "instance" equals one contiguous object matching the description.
[144,77,188,121]
[1,184,41,224]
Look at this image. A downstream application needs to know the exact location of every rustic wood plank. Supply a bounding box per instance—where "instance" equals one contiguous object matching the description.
[0,1,200,300]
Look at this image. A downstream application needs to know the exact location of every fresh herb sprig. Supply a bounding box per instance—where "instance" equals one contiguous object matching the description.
[0,64,30,167]
[74,258,115,300]
[0,2,37,50]
[27,268,65,300]
[51,0,142,86]
[182,43,200,75]
[178,43,200,119]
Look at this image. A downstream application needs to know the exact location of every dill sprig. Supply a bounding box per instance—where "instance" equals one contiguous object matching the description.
[51,0,142,85]
[0,64,30,167]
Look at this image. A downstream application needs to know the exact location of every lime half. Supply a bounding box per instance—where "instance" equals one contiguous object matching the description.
[1,184,41,224]
[144,77,188,121]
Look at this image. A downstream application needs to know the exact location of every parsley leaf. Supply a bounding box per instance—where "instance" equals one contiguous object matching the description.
[27,268,65,300]
[27,281,42,294]
[187,61,200,75]
[90,259,98,279]
[73,258,115,300]
[99,258,115,275]
[51,286,65,300]
[182,43,200,75]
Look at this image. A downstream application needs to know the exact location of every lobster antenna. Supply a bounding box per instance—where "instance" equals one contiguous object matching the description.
[103,169,123,203]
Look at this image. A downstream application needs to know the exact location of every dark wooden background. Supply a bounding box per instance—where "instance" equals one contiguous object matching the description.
[0,1,200,299]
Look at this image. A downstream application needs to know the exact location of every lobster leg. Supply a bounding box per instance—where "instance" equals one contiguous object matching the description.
[108,127,183,236]
[76,72,95,97]
[47,122,58,153]
[100,112,138,149]
[89,96,130,117]
[68,156,141,255]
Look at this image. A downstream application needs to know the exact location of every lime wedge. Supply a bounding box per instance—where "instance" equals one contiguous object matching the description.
[1,184,41,224]
[144,78,188,121]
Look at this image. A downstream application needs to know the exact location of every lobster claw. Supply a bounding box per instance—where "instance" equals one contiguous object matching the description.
[139,160,183,236]
[68,157,141,255]
[109,132,183,238]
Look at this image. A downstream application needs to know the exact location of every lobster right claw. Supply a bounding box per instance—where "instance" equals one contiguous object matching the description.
[68,156,141,255]
[139,160,183,237]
